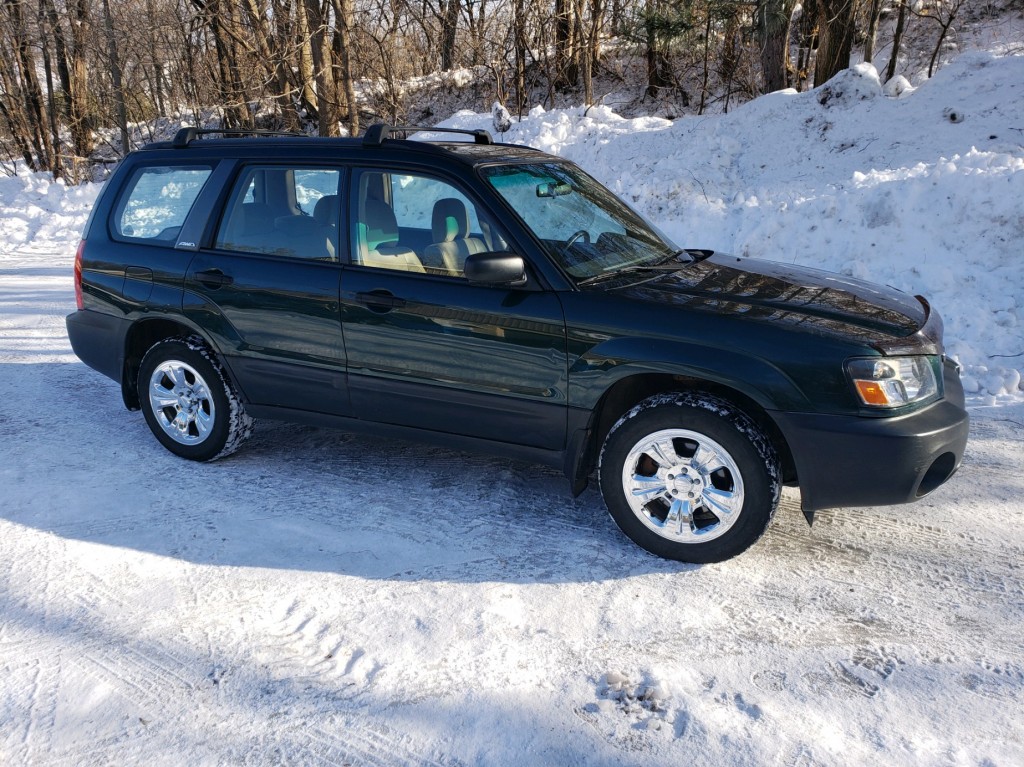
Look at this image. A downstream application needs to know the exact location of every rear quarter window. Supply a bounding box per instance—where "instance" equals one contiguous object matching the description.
[113,165,213,242]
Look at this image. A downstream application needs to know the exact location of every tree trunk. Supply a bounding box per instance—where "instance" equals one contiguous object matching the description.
[294,0,318,118]
[756,0,793,93]
[440,0,459,71]
[67,0,93,155]
[513,0,527,115]
[330,0,358,135]
[581,0,602,106]
[5,0,50,166]
[37,0,63,178]
[100,0,128,154]
[863,0,882,65]
[554,0,576,88]
[813,0,855,86]
[884,0,907,83]
[698,9,711,113]
[306,0,338,135]
[644,8,668,98]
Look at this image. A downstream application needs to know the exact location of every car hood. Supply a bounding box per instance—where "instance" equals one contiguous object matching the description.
[616,253,929,343]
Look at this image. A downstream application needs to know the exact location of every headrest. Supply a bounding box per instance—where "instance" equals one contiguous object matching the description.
[431,198,470,243]
[363,199,399,249]
[313,195,340,226]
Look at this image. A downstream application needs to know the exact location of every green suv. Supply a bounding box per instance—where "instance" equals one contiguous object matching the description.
[66,125,969,563]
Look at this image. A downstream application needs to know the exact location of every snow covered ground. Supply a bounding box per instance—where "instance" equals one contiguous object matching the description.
[2,50,1023,766]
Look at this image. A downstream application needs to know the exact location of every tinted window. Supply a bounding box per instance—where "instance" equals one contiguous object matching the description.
[215,166,342,261]
[352,169,505,276]
[114,165,212,241]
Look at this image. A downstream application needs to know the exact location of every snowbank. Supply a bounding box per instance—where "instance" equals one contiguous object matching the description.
[0,171,100,252]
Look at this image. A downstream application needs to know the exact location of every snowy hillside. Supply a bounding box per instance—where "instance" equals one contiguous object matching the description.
[1,48,1023,767]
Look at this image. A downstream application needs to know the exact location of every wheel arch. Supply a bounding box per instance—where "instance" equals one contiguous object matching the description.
[572,373,797,492]
[121,317,222,410]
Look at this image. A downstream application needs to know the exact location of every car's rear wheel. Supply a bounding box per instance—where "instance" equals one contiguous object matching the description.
[138,336,253,461]
[599,392,781,563]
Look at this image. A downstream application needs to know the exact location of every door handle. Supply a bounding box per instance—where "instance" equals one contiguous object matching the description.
[355,290,406,311]
[196,269,234,288]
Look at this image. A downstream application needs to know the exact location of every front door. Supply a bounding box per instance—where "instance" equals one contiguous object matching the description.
[340,168,568,449]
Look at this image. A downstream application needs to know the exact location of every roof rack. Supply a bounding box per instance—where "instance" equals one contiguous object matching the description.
[171,127,304,148]
[362,124,493,147]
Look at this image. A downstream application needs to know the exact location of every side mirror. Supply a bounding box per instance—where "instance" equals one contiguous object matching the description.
[464,251,527,287]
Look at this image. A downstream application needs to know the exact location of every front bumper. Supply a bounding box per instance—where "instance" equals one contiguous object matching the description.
[772,360,969,511]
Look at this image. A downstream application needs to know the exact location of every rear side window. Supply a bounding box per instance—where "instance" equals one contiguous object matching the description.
[214,166,342,261]
[114,165,212,242]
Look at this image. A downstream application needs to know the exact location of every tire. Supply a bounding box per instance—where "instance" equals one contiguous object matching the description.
[598,392,781,563]
[138,335,254,461]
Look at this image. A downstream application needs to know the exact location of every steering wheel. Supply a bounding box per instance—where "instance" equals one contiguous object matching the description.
[561,229,591,259]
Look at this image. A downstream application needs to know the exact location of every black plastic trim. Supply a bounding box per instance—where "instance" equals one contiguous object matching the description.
[362,124,493,146]
[245,403,565,470]
[66,310,128,382]
[772,362,968,511]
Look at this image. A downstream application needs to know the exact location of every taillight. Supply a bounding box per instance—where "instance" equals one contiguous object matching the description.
[74,240,85,310]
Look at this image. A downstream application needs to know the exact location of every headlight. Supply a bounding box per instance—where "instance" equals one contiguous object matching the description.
[846,356,940,408]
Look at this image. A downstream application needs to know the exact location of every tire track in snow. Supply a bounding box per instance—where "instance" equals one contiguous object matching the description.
[301,719,465,767]
[72,639,205,719]
[255,599,380,692]
[16,536,63,765]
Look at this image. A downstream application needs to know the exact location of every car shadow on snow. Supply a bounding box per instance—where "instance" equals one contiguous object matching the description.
[2,361,692,583]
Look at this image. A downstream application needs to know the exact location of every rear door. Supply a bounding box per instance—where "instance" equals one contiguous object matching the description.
[182,164,351,415]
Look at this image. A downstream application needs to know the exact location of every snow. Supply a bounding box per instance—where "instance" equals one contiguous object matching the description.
[2,49,1024,765]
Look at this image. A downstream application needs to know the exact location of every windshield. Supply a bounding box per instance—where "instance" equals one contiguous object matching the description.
[480,162,679,280]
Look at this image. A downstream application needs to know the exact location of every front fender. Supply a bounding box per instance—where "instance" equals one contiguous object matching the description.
[567,336,812,412]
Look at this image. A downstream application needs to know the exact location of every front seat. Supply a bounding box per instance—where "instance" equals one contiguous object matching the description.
[424,198,487,275]
[357,199,425,273]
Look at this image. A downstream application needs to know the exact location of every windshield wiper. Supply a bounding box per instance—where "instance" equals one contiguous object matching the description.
[575,249,705,287]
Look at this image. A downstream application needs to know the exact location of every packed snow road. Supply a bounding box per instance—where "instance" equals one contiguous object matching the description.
[1,245,1023,766]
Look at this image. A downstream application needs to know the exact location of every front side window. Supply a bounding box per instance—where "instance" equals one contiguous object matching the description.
[215,166,341,261]
[352,169,506,276]
[115,165,212,241]
[480,162,678,280]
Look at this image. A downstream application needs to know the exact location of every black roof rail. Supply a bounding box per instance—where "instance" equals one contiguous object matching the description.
[171,127,304,148]
[362,124,493,147]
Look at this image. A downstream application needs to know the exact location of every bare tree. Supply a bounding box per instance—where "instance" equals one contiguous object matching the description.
[914,0,965,77]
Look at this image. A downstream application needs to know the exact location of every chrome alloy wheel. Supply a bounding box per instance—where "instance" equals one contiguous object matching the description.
[147,360,216,446]
[621,428,745,543]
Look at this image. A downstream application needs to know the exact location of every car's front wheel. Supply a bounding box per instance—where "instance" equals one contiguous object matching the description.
[138,336,254,461]
[599,392,781,563]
